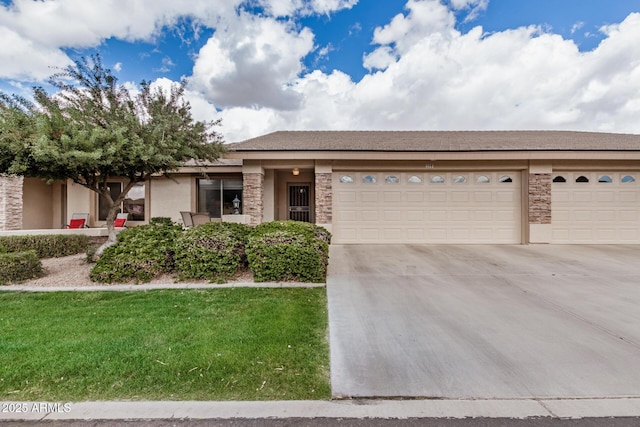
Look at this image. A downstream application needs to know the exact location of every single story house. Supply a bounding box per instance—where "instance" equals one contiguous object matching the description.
[2,130,640,244]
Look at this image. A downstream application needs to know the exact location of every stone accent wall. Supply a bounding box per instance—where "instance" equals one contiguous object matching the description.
[315,172,332,224]
[528,173,551,224]
[242,172,264,226]
[0,175,24,230]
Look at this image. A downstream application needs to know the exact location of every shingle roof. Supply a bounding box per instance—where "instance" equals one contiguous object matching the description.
[229,130,640,152]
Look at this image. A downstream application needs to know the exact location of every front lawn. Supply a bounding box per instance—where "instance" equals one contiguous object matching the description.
[0,288,330,401]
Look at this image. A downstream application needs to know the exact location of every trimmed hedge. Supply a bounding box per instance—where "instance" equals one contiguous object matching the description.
[0,250,43,285]
[0,234,90,258]
[174,222,250,282]
[251,220,332,244]
[247,221,330,283]
[90,221,183,283]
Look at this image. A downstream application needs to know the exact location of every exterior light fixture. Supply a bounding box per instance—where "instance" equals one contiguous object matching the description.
[232,195,241,215]
[292,168,300,176]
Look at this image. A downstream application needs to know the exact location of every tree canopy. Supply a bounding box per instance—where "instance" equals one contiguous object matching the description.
[0,55,225,245]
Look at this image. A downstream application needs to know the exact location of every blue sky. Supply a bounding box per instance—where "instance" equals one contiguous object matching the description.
[1,0,640,141]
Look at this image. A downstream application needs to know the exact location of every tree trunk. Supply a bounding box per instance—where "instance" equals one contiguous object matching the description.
[92,181,136,258]
[93,205,119,259]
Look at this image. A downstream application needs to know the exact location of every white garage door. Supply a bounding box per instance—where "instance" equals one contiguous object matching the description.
[552,171,640,243]
[333,171,521,244]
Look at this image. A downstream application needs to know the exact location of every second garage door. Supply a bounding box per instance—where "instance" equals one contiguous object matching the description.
[333,171,522,244]
[552,171,640,243]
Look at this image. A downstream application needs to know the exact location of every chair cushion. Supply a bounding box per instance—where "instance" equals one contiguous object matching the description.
[69,218,85,228]
[114,218,126,227]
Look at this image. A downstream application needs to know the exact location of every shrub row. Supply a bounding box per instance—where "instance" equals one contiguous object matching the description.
[0,234,90,258]
[90,219,331,284]
[0,250,43,285]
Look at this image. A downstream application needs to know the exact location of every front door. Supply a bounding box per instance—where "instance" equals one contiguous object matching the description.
[288,184,311,222]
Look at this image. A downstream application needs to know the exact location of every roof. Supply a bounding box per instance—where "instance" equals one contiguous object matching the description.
[229,131,640,152]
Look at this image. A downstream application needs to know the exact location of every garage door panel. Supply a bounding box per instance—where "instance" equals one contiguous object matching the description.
[430,210,447,221]
[451,192,469,202]
[338,210,357,221]
[407,192,424,202]
[333,170,521,244]
[596,192,615,202]
[552,171,640,243]
[383,191,402,203]
[496,191,515,202]
[474,191,493,202]
[475,210,493,221]
[619,192,637,202]
[338,191,357,202]
[574,192,592,202]
[619,210,638,221]
[383,210,402,221]
[362,192,378,202]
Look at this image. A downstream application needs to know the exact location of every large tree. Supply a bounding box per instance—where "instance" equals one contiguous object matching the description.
[0,55,224,252]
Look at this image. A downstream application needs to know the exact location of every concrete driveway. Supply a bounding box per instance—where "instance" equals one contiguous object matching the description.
[327,244,640,399]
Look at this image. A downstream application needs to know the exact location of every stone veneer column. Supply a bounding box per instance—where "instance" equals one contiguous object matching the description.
[0,175,24,230]
[528,173,552,225]
[242,172,264,226]
[315,172,332,224]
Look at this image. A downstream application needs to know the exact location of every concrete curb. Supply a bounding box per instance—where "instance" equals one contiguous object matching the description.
[0,282,325,292]
[2,398,640,421]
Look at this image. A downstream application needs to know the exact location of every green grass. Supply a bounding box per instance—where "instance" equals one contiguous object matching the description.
[0,288,330,401]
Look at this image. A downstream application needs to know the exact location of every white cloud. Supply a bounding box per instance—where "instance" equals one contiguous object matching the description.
[2,0,640,143]
[208,5,640,141]
[188,11,314,110]
[0,0,244,80]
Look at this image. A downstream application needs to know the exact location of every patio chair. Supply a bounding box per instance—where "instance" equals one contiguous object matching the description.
[191,212,211,226]
[180,211,194,227]
[66,213,89,228]
[114,213,128,228]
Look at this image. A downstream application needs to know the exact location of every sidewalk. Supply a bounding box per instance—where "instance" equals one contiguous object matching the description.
[2,398,640,421]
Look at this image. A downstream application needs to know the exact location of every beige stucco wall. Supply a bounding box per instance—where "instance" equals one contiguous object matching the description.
[22,178,54,229]
[66,181,92,226]
[149,176,192,224]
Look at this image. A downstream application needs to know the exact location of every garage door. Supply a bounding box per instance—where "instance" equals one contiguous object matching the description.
[333,171,521,244]
[552,172,640,243]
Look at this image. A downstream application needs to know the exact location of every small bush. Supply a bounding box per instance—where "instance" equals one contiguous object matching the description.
[90,221,183,283]
[0,250,43,285]
[252,221,332,244]
[174,222,250,282]
[247,222,330,283]
[0,235,90,258]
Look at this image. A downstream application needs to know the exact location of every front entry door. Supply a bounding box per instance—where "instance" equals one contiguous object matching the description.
[288,184,311,222]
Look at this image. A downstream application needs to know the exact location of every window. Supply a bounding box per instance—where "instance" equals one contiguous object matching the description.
[576,176,589,183]
[385,175,399,184]
[362,175,376,183]
[453,175,467,184]
[499,176,513,183]
[197,178,243,218]
[553,176,566,183]
[98,182,145,221]
[408,175,422,184]
[622,175,636,183]
[340,175,354,183]
[476,175,490,183]
[431,175,445,184]
[598,175,612,183]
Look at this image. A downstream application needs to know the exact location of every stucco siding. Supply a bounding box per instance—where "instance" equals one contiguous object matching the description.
[149,176,192,224]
